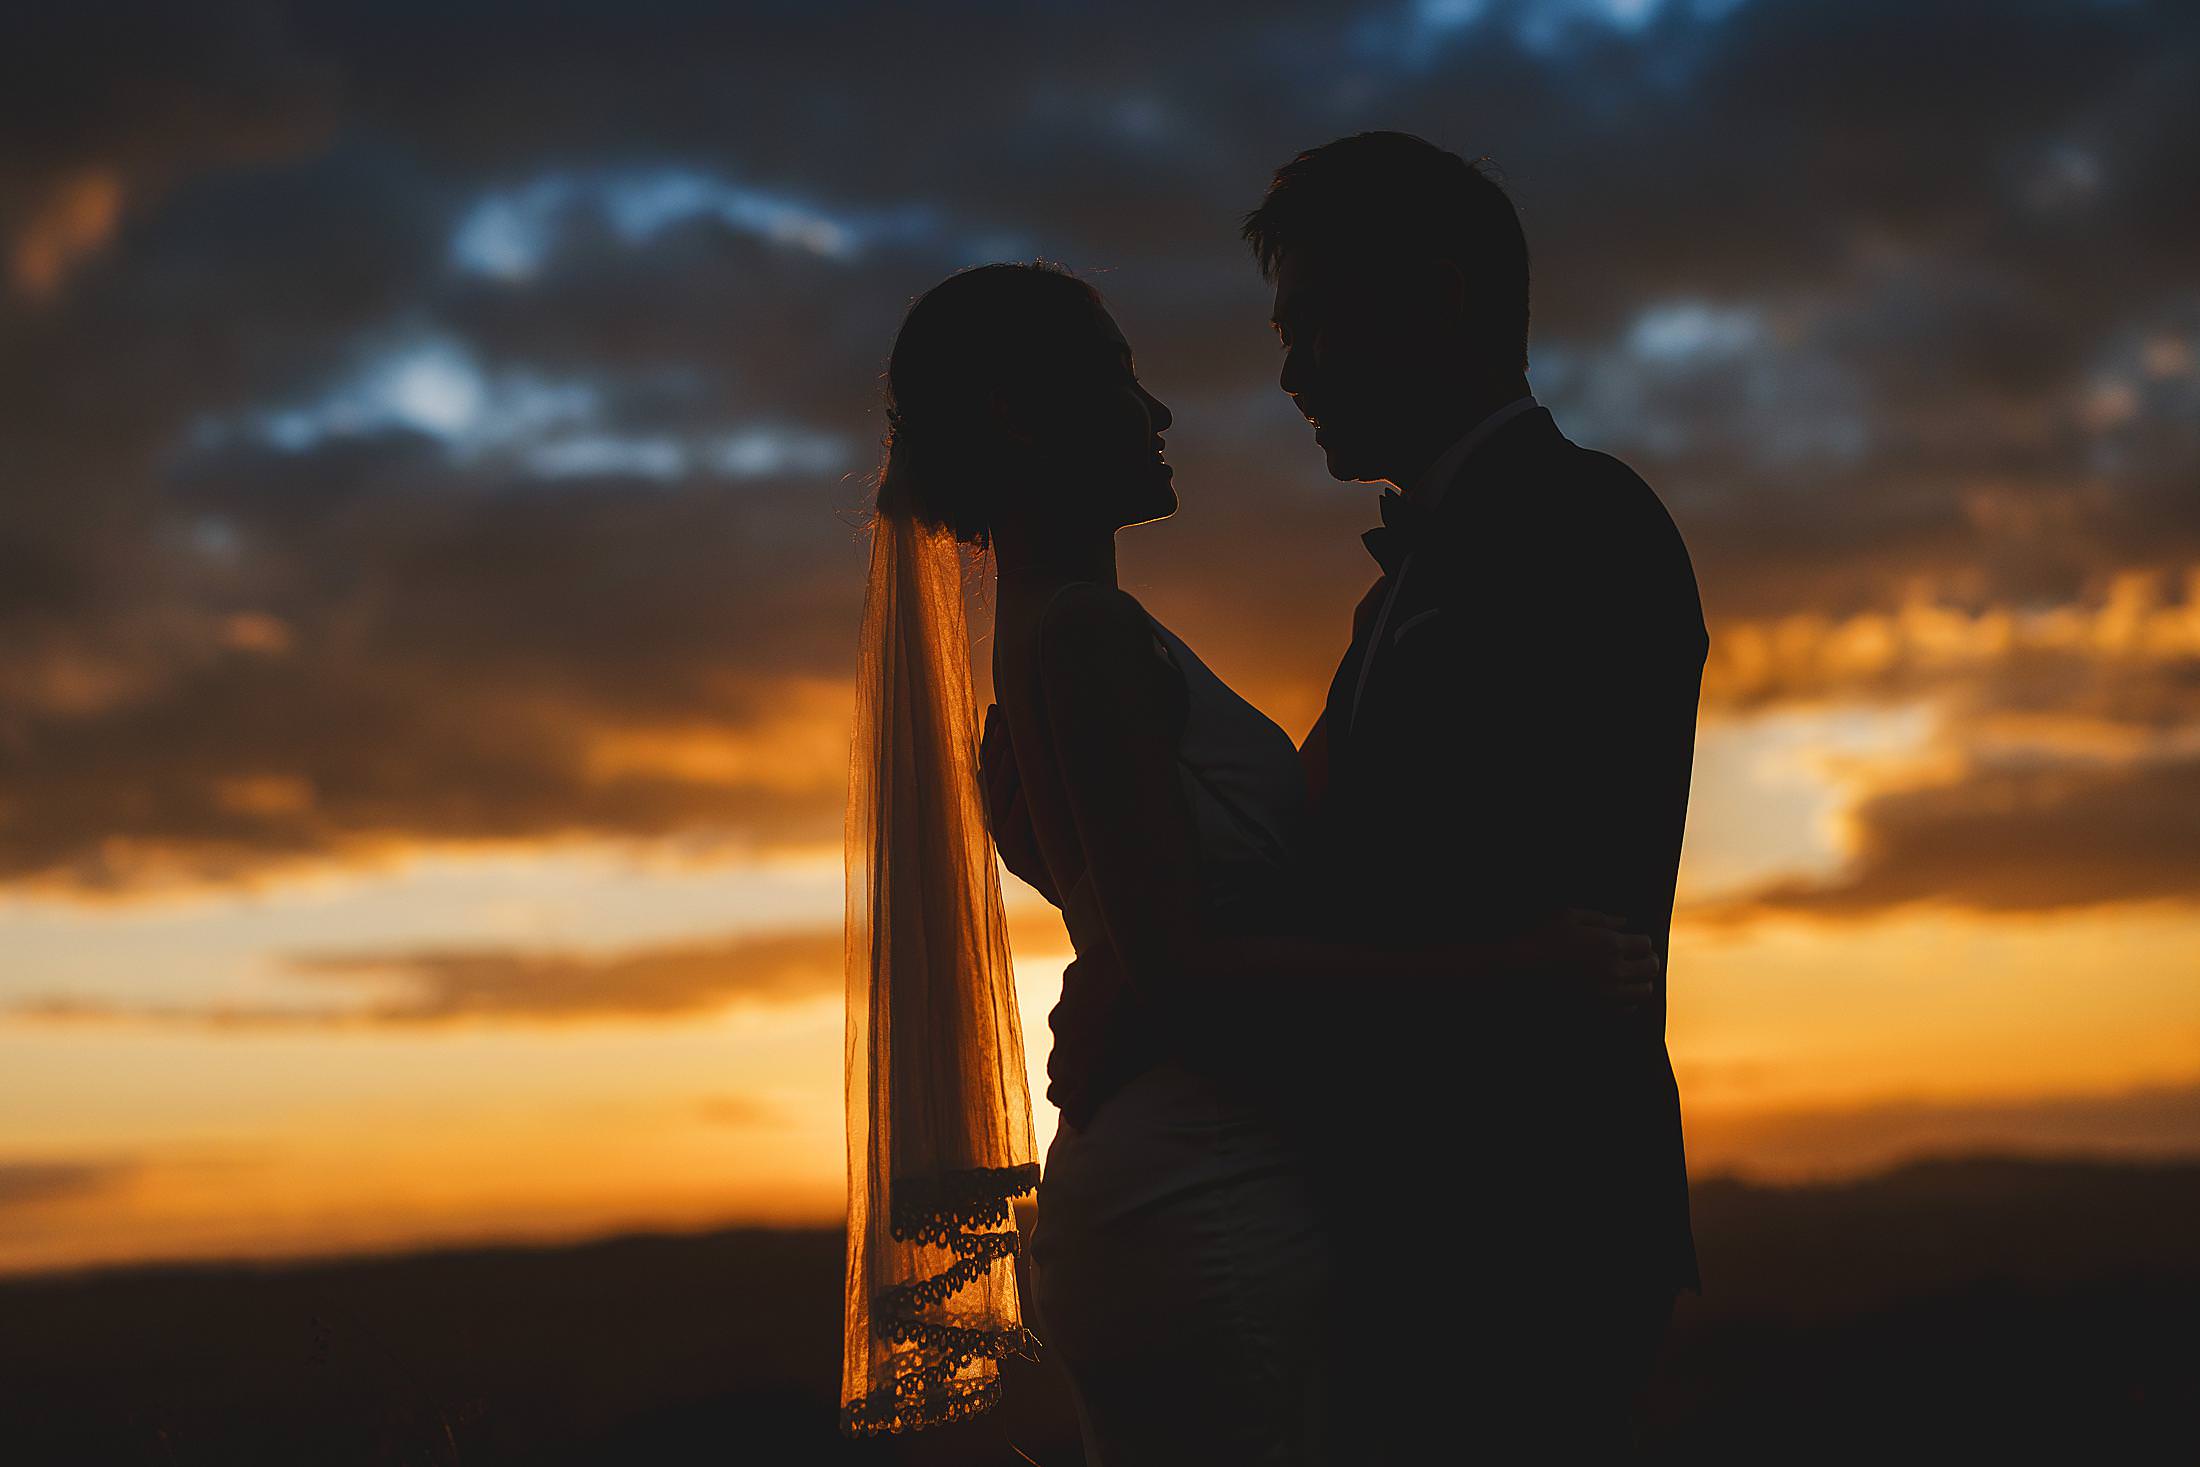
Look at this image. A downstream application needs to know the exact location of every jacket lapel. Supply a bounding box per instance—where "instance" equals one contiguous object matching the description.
[1320,608,1373,774]
[1343,406,1562,745]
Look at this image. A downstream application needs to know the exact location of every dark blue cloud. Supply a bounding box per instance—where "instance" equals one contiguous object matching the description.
[1,0,2195,896]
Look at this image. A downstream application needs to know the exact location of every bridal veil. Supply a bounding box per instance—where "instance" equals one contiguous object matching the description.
[840,505,1039,1434]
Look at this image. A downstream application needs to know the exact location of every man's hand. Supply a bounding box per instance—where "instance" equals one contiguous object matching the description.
[1499,907,1660,1017]
[979,703,1060,906]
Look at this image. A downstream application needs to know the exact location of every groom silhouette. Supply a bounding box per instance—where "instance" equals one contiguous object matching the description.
[987,132,1705,1457]
[1246,132,1704,1459]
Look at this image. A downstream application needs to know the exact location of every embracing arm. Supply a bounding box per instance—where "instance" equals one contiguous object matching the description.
[1035,585,1653,1014]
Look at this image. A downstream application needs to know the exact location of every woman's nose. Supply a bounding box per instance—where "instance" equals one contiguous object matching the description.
[1147,393,1173,435]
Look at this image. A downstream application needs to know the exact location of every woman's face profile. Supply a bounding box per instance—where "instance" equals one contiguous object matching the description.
[1025,304,1178,535]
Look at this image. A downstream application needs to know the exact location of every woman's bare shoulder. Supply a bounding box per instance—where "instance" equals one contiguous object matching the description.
[1035,581,1152,639]
[998,581,1153,674]
[1011,582,1178,722]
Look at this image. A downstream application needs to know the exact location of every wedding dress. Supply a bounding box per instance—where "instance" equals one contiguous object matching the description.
[1027,609,1329,1467]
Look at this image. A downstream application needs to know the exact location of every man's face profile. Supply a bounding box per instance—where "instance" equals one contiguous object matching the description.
[1271,245,1466,485]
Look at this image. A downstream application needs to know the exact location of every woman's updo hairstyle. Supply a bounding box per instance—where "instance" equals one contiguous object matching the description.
[876,262,1108,549]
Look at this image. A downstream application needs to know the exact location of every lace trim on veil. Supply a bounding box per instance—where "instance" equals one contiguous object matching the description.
[839,1162,1043,1435]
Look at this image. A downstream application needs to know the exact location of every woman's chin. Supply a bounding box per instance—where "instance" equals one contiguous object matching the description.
[1120,485,1179,529]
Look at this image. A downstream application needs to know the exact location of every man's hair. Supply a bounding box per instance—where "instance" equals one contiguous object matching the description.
[1242,131,1530,372]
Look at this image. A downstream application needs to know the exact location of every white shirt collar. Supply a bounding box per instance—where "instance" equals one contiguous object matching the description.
[1397,394,1538,512]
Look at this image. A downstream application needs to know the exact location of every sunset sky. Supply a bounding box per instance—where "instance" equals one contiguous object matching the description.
[3,0,2197,1277]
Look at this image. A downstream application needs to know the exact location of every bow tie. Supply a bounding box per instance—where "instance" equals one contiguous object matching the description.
[1361,490,1428,577]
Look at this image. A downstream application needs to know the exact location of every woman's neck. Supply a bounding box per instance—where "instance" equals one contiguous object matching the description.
[992,521,1118,598]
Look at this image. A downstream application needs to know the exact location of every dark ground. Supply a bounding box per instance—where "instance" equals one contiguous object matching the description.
[3,1156,2196,1465]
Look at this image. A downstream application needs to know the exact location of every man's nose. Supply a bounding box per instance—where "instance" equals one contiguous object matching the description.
[1278,344,1304,399]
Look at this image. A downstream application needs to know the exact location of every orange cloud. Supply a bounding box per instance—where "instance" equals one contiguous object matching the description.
[8,169,122,301]
[1693,750,2200,922]
[581,679,850,796]
[212,774,316,817]
[1675,566,2200,921]
[694,1094,791,1128]
[1,926,836,1027]
[1,906,1067,1029]
[0,1156,140,1210]
[1702,566,2200,715]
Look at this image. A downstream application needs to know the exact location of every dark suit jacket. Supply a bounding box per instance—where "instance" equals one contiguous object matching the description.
[1312,404,1705,1296]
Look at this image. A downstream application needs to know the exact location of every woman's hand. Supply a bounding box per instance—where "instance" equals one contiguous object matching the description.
[1499,907,1660,1012]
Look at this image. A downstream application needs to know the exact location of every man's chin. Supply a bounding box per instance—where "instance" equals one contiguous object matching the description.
[1321,440,1380,483]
